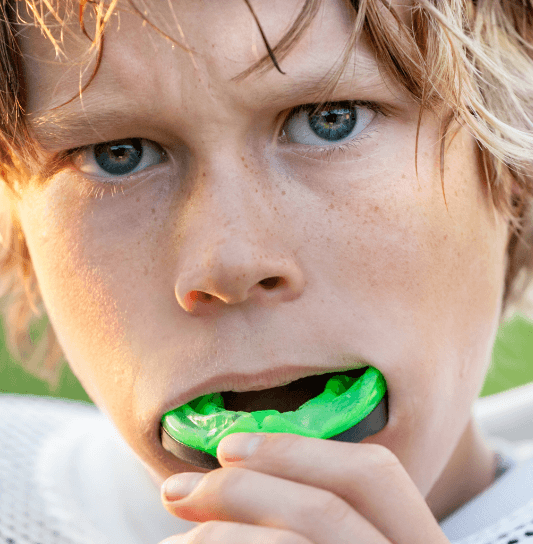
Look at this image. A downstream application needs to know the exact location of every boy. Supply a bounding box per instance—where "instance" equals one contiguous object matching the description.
[0,0,533,542]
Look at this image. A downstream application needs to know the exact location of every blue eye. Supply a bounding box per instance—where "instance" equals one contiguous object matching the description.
[283,102,376,146]
[72,138,166,178]
[94,139,142,175]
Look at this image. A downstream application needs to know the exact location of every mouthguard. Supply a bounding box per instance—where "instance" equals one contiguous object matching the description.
[161,365,387,470]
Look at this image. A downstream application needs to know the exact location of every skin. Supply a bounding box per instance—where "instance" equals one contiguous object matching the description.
[13,0,511,541]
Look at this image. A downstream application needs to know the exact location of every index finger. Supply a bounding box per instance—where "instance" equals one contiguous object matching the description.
[216,433,449,544]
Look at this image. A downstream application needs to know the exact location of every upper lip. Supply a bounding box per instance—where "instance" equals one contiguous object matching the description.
[161,362,369,416]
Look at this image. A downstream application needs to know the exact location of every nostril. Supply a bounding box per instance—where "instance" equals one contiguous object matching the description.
[188,291,214,305]
[259,276,284,290]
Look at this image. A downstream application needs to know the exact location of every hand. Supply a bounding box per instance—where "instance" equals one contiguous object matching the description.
[159,432,451,543]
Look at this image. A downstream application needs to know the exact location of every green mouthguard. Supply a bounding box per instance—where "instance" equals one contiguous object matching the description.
[161,365,386,458]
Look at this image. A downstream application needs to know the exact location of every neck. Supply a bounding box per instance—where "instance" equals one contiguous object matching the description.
[425,417,498,522]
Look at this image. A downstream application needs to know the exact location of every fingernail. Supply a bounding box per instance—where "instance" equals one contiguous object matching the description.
[219,433,265,462]
[162,473,204,502]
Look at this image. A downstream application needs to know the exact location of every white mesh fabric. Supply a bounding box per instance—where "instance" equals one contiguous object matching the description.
[0,394,112,544]
[1,393,533,543]
[448,499,533,544]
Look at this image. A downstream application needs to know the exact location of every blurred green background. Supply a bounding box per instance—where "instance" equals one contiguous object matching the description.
[1,312,533,403]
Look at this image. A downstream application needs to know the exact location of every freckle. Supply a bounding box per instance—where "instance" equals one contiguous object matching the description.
[151,208,155,214]
[374,206,379,212]
[282,191,286,196]
[203,172,206,177]
[347,240,351,245]
[241,156,245,161]
[329,203,334,210]
[274,207,277,211]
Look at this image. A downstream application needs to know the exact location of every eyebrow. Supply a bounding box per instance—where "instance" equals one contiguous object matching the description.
[29,59,384,152]
[29,93,141,152]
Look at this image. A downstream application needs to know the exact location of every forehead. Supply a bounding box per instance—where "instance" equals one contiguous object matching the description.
[17,0,407,152]
[18,0,382,96]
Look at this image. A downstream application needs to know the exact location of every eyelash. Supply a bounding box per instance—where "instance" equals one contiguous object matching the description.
[57,100,386,199]
[279,100,385,157]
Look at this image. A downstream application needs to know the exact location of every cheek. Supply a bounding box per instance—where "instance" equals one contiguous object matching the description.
[14,179,142,415]
[414,137,508,367]
[327,128,508,346]
[320,129,508,396]
[319,131,508,490]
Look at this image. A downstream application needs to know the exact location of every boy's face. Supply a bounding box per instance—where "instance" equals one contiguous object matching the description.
[16,0,508,496]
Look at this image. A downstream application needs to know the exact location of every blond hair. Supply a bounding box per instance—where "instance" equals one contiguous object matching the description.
[0,0,532,391]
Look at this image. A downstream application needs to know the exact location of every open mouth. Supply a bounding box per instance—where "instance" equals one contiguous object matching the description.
[220,366,368,413]
[161,366,388,469]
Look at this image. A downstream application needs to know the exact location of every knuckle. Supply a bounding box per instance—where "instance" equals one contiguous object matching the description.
[366,443,402,469]
[358,444,406,488]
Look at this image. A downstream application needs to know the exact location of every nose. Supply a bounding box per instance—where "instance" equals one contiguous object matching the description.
[174,168,305,315]
[175,252,305,314]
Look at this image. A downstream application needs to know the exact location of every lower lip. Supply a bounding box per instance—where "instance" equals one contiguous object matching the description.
[160,366,388,470]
